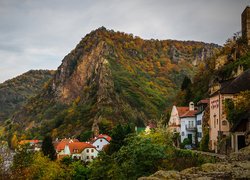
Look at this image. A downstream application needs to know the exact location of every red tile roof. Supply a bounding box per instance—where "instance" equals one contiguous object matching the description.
[176,107,189,117]
[176,106,197,118]
[197,99,209,105]
[68,142,95,154]
[96,134,112,142]
[55,139,79,152]
[19,140,41,145]
[180,110,198,117]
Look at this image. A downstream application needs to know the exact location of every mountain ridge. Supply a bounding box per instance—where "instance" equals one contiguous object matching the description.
[5,27,221,138]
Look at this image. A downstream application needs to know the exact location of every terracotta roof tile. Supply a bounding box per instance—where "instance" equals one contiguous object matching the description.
[19,140,42,145]
[176,107,189,116]
[96,134,112,142]
[180,110,198,117]
[68,142,95,154]
[55,139,79,152]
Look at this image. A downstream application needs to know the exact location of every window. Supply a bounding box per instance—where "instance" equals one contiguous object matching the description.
[222,120,227,126]
[86,149,89,153]
[197,120,201,125]
[73,149,78,153]
[197,132,202,138]
[87,156,89,159]
[182,132,184,136]
[91,156,94,159]
[91,149,94,152]
[217,119,218,125]
[97,145,99,148]
[100,139,102,142]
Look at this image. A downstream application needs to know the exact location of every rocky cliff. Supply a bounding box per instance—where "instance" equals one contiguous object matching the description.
[7,27,221,138]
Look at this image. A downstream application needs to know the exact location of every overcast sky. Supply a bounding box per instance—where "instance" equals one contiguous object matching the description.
[0,0,248,83]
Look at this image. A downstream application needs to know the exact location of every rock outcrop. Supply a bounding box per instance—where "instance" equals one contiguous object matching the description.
[139,146,250,180]
[7,27,221,137]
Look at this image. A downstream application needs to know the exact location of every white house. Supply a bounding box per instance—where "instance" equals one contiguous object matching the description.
[195,99,209,142]
[92,134,111,151]
[180,102,197,144]
[168,105,189,133]
[55,139,98,161]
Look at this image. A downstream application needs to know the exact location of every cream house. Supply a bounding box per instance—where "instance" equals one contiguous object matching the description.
[209,69,250,153]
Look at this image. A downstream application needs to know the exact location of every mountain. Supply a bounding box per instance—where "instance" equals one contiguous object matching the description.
[0,70,54,122]
[6,27,221,138]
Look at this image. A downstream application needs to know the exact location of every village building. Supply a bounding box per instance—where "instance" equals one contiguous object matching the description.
[231,111,250,152]
[168,105,189,133]
[209,69,250,153]
[55,139,98,161]
[180,102,197,144]
[195,99,209,142]
[92,134,111,151]
[19,140,42,151]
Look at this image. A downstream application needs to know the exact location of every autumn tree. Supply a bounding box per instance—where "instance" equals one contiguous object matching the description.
[41,135,56,160]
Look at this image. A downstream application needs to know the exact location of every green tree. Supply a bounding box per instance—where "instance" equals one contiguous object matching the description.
[41,135,56,160]
[11,144,34,179]
[107,124,134,155]
[69,161,90,180]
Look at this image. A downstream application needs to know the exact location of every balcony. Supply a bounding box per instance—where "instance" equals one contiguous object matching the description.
[186,125,196,131]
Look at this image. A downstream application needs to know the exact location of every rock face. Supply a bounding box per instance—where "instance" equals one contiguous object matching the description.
[139,146,250,180]
[8,27,221,137]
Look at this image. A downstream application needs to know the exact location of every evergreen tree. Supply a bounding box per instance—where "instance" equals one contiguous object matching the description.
[41,135,56,160]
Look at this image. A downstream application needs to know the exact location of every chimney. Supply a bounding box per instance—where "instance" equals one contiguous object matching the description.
[189,102,194,111]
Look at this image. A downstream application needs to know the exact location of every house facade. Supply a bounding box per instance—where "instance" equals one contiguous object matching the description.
[180,102,197,144]
[209,69,250,153]
[195,99,209,142]
[168,105,189,133]
[56,140,98,161]
[231,111,250,152]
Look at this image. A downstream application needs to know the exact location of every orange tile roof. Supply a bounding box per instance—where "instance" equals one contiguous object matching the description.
[68,142,95,154]
[180,110,198,118]
[176,107,189,117]
[98,134,112,142]
[19,140,41,145]
[55,139,79,152]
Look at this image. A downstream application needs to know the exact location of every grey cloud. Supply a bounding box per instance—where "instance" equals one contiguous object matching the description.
[0,0,248,83]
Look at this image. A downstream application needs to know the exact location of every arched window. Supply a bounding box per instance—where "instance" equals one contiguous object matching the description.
[222,120,227,126]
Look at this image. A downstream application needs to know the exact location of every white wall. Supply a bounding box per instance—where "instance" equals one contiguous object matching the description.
[92,138,110,151]
[81,148,98,162]
[168,106,181,133]
[180,117,196,144]
[196,111,204,142]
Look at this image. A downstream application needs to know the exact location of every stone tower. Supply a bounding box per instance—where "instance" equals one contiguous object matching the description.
[242,6,250,45]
